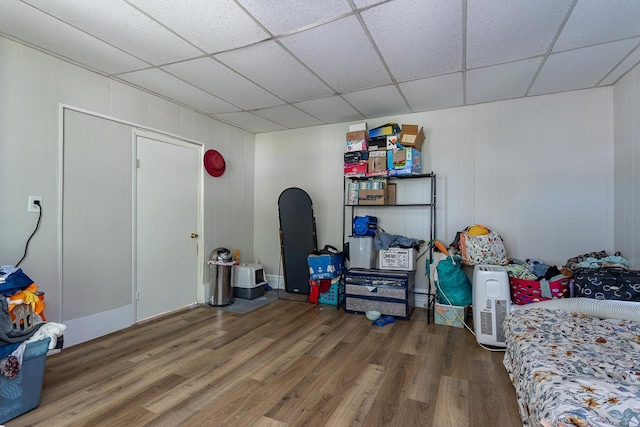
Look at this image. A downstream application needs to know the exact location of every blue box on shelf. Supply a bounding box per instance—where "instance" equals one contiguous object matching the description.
[388,147,421,176]
[308,252,343,280]
[0,337,51,424]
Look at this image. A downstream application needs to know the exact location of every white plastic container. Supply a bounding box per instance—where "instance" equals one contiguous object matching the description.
[349,236,376,269]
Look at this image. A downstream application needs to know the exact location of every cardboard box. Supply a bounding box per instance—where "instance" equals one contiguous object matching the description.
[346,139,367,152]
[368,123,400,138]
[378,247,417,271]
[344,161,367,177]
[434,303,469,328]
[398,124,425,151]
[349,122,367,132]
[367,150,388,176]
[344,151,368,164]
[386,183,396,205]
[367,136,386,151]
[345,182,359,205]
[346,130,367,152]
[308,252,343,279]
[346,130,366,141]
[386,135,399,150]
[388,148,421,176]
[358,188,387,205]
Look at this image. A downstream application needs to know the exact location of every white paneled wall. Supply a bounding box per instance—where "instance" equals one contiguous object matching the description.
[0,37,255,340]
[255,88,614,294]
[613,61,640,270]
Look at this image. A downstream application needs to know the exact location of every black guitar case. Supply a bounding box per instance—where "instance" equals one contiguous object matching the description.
[278,187,317,294]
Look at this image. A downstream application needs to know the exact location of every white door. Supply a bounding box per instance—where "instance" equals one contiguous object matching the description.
[136,133,200,321]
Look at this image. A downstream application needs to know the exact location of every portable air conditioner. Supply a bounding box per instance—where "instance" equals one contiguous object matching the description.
[472,265,511,347]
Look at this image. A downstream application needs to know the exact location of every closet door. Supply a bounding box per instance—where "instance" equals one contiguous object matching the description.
[136,132,199,321]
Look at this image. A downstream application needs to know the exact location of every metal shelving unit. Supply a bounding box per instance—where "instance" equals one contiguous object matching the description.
[342,172,437,322]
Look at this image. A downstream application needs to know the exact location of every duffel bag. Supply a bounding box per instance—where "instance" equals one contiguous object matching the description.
[572,267,640,301]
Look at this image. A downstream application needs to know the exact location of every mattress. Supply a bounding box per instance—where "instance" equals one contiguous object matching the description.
[503,308,640,427]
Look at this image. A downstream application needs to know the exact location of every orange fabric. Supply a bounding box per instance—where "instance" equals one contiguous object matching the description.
[7,283,46,320]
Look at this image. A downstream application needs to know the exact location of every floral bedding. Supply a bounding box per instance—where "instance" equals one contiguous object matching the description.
[503,308,640,427]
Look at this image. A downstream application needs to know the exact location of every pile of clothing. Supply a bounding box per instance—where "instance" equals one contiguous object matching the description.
[562,250,629,276]
[505,258,564,282]
[0,265,65,380]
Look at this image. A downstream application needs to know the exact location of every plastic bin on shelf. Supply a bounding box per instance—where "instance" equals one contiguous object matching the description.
[0,337,51,424]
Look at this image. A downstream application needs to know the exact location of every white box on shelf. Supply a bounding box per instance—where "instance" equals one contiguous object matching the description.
[378,247,416,271]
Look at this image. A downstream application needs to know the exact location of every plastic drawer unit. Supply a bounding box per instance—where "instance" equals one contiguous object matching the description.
[343,268,415,320]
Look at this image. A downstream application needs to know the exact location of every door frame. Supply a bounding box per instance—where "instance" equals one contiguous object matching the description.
[132,128,205,324]
[58,104,206,342]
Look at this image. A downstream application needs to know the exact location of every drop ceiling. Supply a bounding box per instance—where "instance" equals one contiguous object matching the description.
[1,0,639,133]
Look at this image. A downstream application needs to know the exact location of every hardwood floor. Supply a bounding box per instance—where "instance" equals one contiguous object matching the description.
[6,296,522,426]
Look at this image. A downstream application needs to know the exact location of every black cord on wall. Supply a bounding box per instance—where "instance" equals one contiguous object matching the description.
[16,200,42,268]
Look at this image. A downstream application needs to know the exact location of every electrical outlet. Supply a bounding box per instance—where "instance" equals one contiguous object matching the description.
[28,196,42,213]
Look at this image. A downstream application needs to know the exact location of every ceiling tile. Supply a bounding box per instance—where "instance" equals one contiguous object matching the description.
[0,2,147,74]
[212,112,286,133]
[467,0,572,69]
[530,38,640,96]
[237,0,352,36]
[214,41,334,102]
[162,57,284,110]
[280,15,392,93]
[600,42,640,86]
[252,105,324,129]
[554,0,640,52]
[118,68,239,114]
[399,73,463,112]
[467,58,541,105]
[293,96,365,124]
[362,0,463,81]
[342,85,411,118]
[23,0,201,64]
[128,0,269,54]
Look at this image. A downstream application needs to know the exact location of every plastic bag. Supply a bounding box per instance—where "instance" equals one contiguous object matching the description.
[436,256,472,306]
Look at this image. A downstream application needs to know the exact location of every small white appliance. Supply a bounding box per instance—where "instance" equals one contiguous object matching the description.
[472,265,511,347]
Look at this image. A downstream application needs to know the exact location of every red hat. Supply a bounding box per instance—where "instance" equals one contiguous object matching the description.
[204,149,225,177]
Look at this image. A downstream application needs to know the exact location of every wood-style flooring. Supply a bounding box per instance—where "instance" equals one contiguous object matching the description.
[6,297,522,426]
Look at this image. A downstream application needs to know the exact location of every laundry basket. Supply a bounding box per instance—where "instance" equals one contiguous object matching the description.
[0,337,51,424]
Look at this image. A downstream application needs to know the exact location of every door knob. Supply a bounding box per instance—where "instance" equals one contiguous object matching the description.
[190,233,198,238]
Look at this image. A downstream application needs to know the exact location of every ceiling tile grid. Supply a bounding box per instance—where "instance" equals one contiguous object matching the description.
[23,0,202,65]
[117,68,239,114]
[214,41,335,103]
[0,1,148,74]
[3,0,640,133]
[466,57,542,105]
[362,0,463,81]
[279,15,393,93]
[530,37,640,96]
[162,57,285,110]
[466,0,573,69]
[128,0,270,54]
